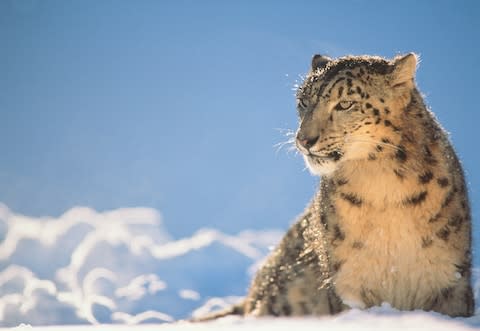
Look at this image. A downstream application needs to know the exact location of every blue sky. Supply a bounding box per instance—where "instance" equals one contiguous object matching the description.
[1,1,479,262]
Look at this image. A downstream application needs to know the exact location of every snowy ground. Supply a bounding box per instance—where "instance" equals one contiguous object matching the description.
[2,311,480,331]
[1,203,479,330]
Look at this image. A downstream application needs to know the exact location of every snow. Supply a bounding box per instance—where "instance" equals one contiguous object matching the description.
[2,311,480,331]
[0,203,281,326]
[0,203,479,330]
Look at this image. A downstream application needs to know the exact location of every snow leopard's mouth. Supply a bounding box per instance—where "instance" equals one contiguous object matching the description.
[307,150,343,162]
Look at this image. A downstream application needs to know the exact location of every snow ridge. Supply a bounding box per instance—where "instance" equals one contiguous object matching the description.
[0,203,281,326]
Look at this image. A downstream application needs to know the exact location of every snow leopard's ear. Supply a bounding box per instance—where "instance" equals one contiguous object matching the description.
[392,53,418,86]
[391,53,418,108]
[311,54,331,72]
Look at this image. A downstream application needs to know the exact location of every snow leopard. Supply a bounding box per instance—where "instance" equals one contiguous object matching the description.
[195,53,474,320]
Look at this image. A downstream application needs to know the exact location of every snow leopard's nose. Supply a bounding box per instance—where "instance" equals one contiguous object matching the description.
[297,133,319,150]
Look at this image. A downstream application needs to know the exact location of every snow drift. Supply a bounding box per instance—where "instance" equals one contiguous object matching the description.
[0,203,280,326]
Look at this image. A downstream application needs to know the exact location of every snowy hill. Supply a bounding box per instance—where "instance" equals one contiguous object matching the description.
[0,203,479,330]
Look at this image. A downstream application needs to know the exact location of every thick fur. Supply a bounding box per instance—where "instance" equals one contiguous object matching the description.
[196,53,474,320]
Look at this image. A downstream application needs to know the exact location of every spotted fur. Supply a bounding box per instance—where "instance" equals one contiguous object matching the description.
[194,53,473,321]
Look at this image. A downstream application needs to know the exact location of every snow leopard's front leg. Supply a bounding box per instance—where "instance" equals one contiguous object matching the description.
[244,209,343,316]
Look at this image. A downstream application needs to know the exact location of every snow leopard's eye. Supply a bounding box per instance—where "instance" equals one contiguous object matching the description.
[297,99,308,110]
[297,99,309,115]
[334,101,355,111]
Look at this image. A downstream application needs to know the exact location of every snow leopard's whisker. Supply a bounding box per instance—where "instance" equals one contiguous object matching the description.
[274,138,296,154]
[274,128,297,154]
